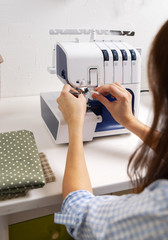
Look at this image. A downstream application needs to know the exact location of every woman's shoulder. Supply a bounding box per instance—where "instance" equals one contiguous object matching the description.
[134,179,168,211]
[149,178,168,187]
[145,179,168,194]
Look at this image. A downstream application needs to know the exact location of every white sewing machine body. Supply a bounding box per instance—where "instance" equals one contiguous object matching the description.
[41,40,141,144]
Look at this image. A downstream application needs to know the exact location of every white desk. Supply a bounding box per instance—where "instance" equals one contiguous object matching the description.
[0,92,152,240]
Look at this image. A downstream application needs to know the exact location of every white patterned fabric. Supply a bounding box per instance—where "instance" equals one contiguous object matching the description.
[55,180,168,240]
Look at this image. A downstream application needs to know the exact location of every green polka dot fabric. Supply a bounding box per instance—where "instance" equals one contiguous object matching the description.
[0,130,45,200]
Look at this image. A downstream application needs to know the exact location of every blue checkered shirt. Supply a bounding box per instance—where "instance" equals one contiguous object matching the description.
[54,180,168,239]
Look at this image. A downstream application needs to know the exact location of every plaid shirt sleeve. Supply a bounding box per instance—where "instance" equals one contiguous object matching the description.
[54,180,168,240]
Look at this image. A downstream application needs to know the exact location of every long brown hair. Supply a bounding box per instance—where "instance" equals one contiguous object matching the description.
[127,20,168,193]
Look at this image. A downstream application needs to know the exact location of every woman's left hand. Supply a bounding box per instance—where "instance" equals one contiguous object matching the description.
[57,84,87,128]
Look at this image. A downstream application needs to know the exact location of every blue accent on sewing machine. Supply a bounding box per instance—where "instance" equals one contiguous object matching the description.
[87,88,134,132]
[57,45,68,83]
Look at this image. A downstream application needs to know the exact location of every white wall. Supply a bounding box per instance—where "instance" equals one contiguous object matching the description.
[0,0,168,97]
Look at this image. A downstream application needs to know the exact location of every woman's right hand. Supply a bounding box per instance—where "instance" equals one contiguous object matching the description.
[57,84,86,129]
[92,82,135,128]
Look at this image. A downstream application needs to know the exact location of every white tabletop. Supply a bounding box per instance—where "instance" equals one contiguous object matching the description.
[0,92,152,216]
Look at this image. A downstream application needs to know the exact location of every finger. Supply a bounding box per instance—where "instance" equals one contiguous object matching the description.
[96,85,124,100]
[62,85,81,98]
[95,83,126,94]
[93,90,109,97]
[114,82,123,88]
[62,84,71,92]
[113,82,126,92]
[94,85,108,92]
[108,84,130,100]
[56,96,61,104]
[94,86,101,91]
[94,85,108,91]
[95,85,112,95]
[69,87,79,94]
[78,93,86,102]
[60,85,77,101]
[58,104,62,112]
[92,93,112,110]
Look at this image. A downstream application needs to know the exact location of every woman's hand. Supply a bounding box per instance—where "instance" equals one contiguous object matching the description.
[92,82,134,128]
[57,84,87,129]
[57,85,92,199]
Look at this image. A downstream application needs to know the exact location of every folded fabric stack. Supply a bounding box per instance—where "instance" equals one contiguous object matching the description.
[39,152,56,184]
[0,130,46,200]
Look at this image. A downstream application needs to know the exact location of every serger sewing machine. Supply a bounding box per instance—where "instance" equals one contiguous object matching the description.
[40,40,141,144]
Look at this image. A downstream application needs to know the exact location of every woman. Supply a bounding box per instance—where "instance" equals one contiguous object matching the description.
[54,21,168,239]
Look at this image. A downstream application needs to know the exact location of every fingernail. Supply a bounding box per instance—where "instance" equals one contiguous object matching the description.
[90,90,100,95]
